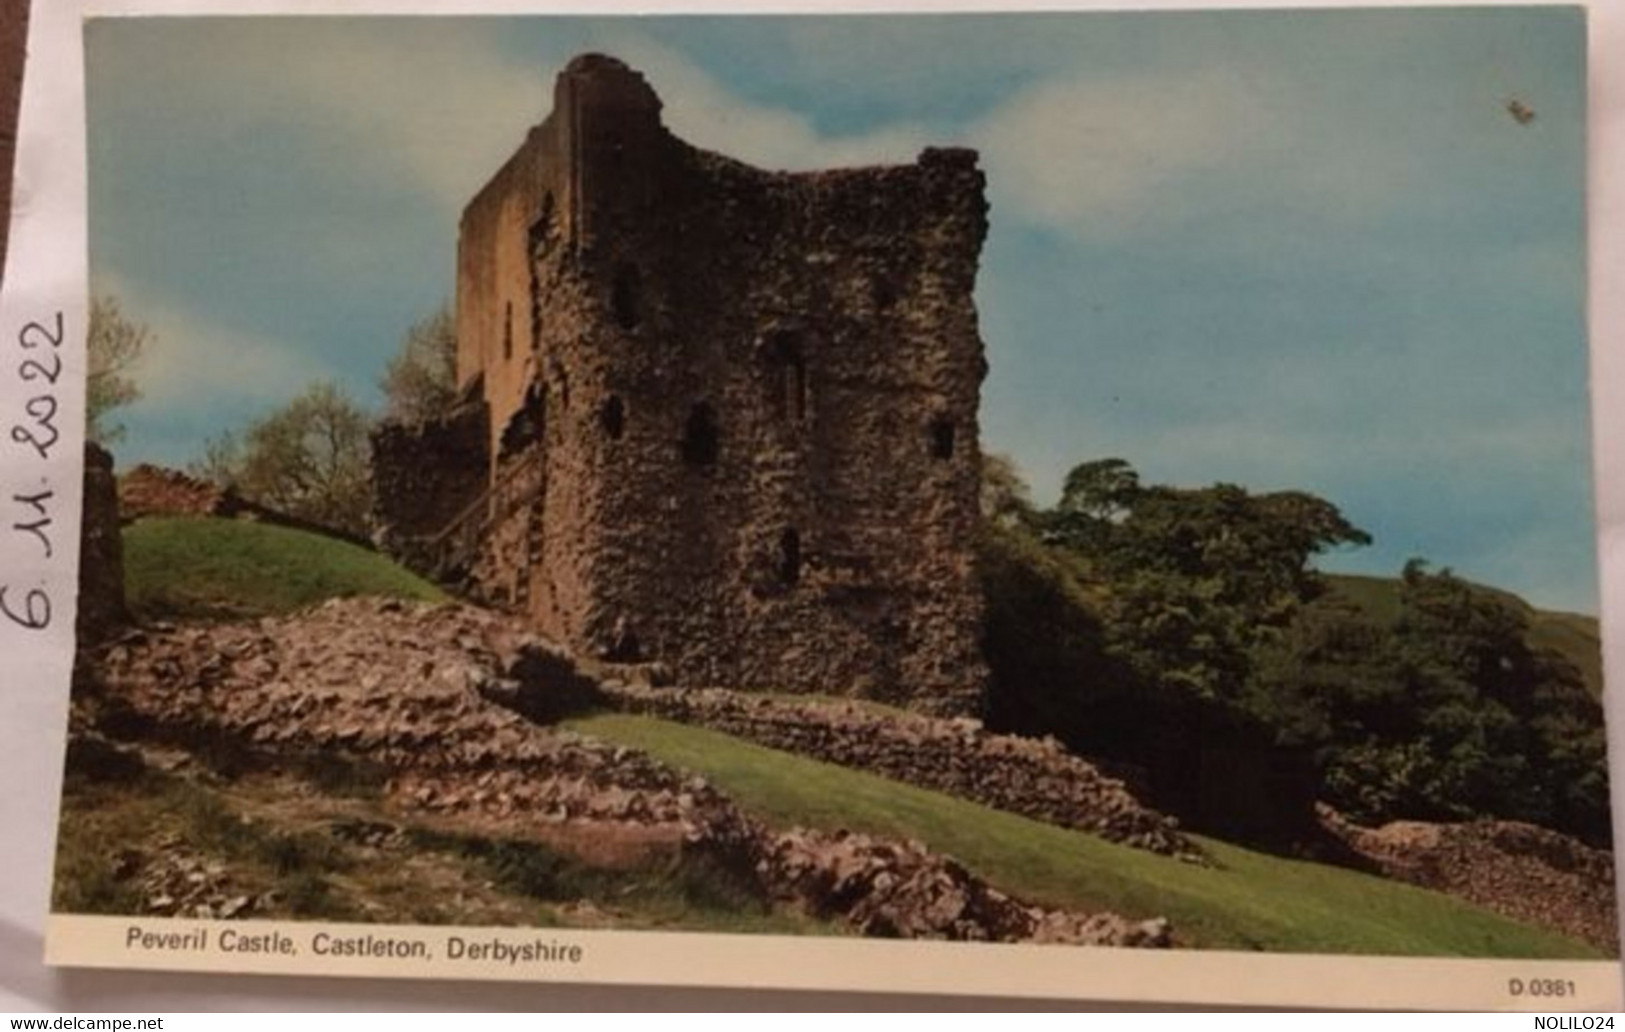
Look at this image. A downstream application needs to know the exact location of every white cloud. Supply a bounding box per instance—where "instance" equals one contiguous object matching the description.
[120,24,1419,244]
[967,69,1266,237]
[95,273,336,410]
[596,47,1415,243]
[149,21,549,209]
[603,38,933,172]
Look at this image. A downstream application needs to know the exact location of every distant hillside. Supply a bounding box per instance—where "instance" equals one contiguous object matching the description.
[1324,574,1603,700]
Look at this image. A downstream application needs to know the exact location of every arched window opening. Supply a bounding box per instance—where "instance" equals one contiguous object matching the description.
[930,417,956,460]
[682,402,719,467]
[765,332,807,423]
[611,263,641,331]
[778,528,802,587]
[600,395,625,441]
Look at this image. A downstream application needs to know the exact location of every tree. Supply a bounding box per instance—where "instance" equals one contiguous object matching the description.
[194,381,375,537]
[1039,459,1371,705]
[380,306,458,424]
[979,452,1036,527]
[1057,457,1140,522]
[1245,559,1612,843]
[87,295,151,445]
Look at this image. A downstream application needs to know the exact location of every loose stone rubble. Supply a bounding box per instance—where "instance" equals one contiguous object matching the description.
[118,464,244,521]
[606,682,1204,863]
[127,836,265,921]
[1318,805,1618,952]
[80,597,1172,946]
[760,829,1171,946]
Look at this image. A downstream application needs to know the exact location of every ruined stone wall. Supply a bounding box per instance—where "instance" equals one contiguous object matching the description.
[457,55,990,714]
[604,682,1201,861]
[76,442,125,642]
[120,464,376,551]
[369,400,490,578]
[119,463,237,521]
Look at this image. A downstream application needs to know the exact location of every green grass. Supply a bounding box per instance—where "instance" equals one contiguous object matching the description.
[55,760,360,919]
[55,745,838,936]
[1325,574,1603,699]
[565,712,1606,960]
[405,827,838,937]
[123,516,447,620]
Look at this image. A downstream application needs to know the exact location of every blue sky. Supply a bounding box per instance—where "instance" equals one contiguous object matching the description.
[85,9,1597,612]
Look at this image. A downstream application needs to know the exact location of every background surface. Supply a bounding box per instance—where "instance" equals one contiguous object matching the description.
[1,0,1622,1012]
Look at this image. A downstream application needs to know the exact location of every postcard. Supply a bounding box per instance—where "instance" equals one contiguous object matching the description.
[6,3,1620,1010]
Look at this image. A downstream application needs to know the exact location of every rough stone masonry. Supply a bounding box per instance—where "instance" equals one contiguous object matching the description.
[375,54,991,715]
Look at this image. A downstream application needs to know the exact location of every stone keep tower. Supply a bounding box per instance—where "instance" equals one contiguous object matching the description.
[377,54,991,715]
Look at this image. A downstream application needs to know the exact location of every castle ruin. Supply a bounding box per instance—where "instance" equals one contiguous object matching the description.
[374,54,990,715]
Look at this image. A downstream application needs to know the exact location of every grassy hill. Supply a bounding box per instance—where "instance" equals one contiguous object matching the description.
[111,519,1604,958]
[1325,573,1603,699]
[123,516,446,621]
[565,713,1602,959]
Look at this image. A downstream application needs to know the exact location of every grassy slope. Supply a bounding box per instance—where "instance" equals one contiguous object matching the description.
[55,754,835,937]
[1325,574,1603,699]
[565,713,1604,960]
[113,521,1602,957]
[123,516,447,620]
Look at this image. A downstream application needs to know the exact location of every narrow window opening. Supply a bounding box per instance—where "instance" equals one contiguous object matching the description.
[682,402,719,467]
[778,528,802,586]
[611,263,641,331]
[503,302,514,361]
[600,395,625,440]
[529,274,542,353]
[605,616,642,663]
[930,417,956,460]
[765,333,807,423]
[871,275,898,311]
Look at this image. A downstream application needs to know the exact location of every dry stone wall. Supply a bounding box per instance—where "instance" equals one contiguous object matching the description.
[603,681,1204,862]
[1319,806,1618,952]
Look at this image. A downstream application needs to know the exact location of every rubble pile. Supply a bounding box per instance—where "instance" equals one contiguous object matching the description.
[759,828,1171,947]
[606,683,1203,863]
[93,598,747,852]
[1319,806,1618,951]
[125,837,265,921]
[84,598,1173,944]
[118,464,244,521]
